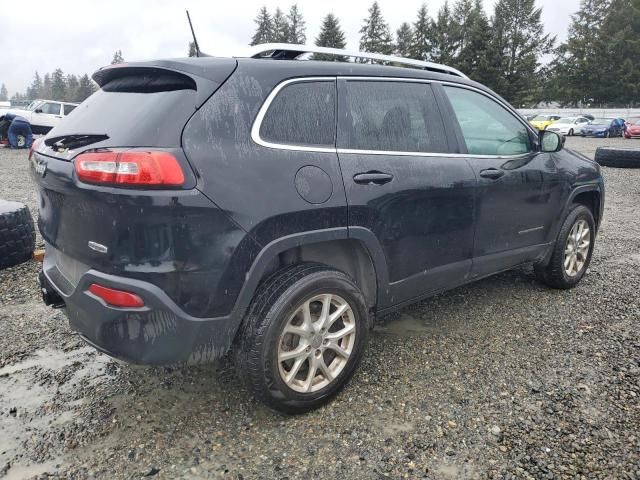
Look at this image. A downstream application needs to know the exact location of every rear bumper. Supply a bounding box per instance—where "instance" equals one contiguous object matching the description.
[40,245,237,365]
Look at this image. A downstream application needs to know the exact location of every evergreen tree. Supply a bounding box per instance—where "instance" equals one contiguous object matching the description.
[395,22,413,57]
[548,0,611,105]
[451,0,474,56]
[111,50,125,64]
[76,74,96,102]
[51,69,66,101]
[66,74,79,102]
[188,41,197,57]
[42,73,52,99]
[287,4,306,44]
[313,13,348,61]
[0,84,8,102]
[410,4,433,61]
[490,0,555,105]
[250,6,273,45]
[432,1,455,64]
[593,0,638,104]
[453,0,493,84]
[272,8,290,42]
[359,1,394,56]
[27,72,42,100]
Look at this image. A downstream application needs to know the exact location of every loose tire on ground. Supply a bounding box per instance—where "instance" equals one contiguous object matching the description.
[534,204,595,289]
[0,200,36,270]
[234,263,370,414]
[595,146,640,168]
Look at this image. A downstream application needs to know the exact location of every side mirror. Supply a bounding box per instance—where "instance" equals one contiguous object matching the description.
[35,109,42,113]
[540,130,564,153]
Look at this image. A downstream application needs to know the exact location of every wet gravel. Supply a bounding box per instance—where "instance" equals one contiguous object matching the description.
[0,137,639,479]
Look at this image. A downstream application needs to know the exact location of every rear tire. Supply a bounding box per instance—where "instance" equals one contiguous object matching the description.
[234,263,370,414]
[535,205,595,289]
[0,200,35,270]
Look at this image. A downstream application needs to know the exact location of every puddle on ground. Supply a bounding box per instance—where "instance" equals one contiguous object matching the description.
[2,460,59,480]
[0,347,112,477]
[376,314,431,336]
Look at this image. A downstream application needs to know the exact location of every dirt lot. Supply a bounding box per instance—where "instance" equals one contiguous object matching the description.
[0,137,639,479]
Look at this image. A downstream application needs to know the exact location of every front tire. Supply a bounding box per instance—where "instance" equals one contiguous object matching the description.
[535,205,595,289]
[235,263,369,414]
[568,129,574,136]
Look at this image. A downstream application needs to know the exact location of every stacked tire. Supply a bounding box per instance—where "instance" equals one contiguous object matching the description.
[0,200,36,270]
[594,147,640,168]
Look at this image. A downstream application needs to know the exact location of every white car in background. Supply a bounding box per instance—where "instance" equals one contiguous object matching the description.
[0,99,79,134]
[546,117,591,136]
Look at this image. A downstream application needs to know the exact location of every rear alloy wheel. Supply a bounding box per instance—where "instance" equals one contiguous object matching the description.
[235,263,369,414]
[535,204,595,289]
[277,293,356,393]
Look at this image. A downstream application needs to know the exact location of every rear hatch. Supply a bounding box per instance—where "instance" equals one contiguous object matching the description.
[33,58,236,291]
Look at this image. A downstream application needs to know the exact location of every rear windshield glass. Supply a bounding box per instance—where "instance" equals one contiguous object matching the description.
[48,76,198,147]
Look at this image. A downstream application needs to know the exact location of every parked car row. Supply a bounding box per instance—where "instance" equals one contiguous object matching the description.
[524,113,639,139]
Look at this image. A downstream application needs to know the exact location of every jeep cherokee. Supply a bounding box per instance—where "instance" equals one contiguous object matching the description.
[34,44,604,413]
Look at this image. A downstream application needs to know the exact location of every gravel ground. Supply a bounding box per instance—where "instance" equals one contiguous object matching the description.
[0,137,639,480]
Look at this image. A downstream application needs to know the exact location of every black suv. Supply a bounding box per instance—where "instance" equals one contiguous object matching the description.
[34,46,604,413]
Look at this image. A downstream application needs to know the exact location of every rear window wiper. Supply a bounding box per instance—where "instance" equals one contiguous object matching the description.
[45,134,109,150]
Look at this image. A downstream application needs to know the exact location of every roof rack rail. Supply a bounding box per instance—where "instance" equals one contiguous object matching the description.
[241,43,468,79]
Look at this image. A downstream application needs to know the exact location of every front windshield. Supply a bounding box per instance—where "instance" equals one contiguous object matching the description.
[627,117,640,125]
[533,115,550,121]
[592,118,612,124]
[26,100,43,111]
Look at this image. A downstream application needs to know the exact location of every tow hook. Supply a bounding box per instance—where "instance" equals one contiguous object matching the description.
[39,271,65,309]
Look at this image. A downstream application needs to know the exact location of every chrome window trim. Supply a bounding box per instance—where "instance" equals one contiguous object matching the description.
[336,148,530,160]
[251,76,536,160]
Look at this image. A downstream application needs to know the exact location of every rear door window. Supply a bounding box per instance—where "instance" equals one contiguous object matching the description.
[259,80,336,148]
[444,86,531,156]
[340,81,448,154]
[63,104,77,115]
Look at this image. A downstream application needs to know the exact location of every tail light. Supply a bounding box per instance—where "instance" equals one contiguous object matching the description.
[89,283,144,308]
[75,150,184,187]
[29,137,44,161]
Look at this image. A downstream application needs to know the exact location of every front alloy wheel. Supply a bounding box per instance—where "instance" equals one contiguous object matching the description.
[563,219,591,277]
[534,204,596,289]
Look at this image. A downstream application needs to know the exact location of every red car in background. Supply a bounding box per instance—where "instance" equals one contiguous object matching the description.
[624,117,640,138]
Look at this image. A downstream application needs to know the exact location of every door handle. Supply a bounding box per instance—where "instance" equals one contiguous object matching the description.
[353,171,394,185]
[479,168,505,180]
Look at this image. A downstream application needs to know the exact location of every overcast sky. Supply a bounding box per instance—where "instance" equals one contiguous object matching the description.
[0,0,580,96]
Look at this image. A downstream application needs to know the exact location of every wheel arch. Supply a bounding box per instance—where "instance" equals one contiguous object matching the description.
[539,183,603,268]
[572,188,602,230]
[229,228,388,332]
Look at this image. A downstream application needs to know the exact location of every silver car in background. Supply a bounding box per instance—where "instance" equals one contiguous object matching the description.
[547,116,591,136]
